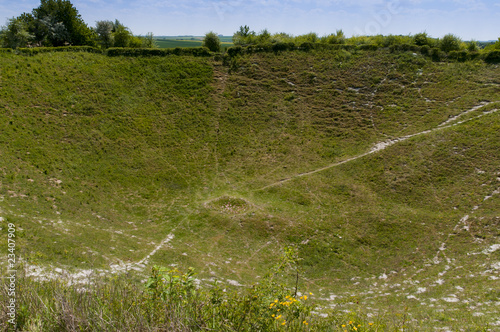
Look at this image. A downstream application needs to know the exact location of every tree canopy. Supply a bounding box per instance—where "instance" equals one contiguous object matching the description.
[1,0,155,49]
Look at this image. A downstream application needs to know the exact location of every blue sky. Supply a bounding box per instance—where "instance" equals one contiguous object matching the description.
[1,0,499,40]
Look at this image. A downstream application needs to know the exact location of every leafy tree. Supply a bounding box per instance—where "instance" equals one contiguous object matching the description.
[0,17,33,48]
[271,32,292,43]
[256,29,272,44]
[440,33,461,52]
[202,31,221,52]
[141,32,157,48]
[413,32,431,46]
[95,20,113,48]
[113,23,133,47]
[232,25,255,45]
[467,40,478,52]
[322,29,345,44]
[29,0,95,46]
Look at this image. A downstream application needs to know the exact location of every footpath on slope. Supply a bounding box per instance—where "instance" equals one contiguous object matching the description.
[257,102,498,191]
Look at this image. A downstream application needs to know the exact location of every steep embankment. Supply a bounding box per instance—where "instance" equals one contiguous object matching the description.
[0,49,499,328]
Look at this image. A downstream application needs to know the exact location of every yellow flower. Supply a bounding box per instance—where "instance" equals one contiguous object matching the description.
[303,295,308,300]
[342,325,346,328]
[309,292,313,295]
[275,315,282,320]
[349,321,353,325]
[281,320,286,326]
[272,314,275,318]
[369,323,373,326]
[353,327,358,331]
[303,320,308,325]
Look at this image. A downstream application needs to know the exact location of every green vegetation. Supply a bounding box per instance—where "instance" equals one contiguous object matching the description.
[0,0,156,49]
[153,37,233,49]
[202,31,221,52]
[1,44,499,330]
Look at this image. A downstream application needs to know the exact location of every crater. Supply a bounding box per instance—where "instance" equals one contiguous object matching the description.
[204,196,252,214]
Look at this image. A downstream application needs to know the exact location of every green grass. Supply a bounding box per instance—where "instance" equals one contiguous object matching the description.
[1,48,499,330]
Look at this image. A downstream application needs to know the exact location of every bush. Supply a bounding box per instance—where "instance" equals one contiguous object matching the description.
[484,50,500,63]
[430,47,443,61]
[440,34,461,53]
[203,31,221,52]
[357,44,379,51]
[420,45,430,55]
[226,45,243,57]
[16,46,100,55]
[389,44,421,53]
[299,42,314,51]
[448,50,468,62]
[106,47,211,57]
[272,42,295,53]
[413,32,431,46]
[322,30,345,45]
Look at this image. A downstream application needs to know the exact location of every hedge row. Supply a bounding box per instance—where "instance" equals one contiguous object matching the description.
[16,46,101,55]
[1,46,212,58]
[105,47,212,57]
[225,43,500,64]
[2,45,499,63]
[226,43,356,57]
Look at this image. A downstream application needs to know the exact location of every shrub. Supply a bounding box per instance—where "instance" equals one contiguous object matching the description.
[1,17,33,48]
[448,50,468,62]
[420,45,430,55]
[202,31,221,52]
[322,30,346,44]
[95,20,113,48]
[16,45,100,55]
[484,50,500,63]
[105,47,211,57]
[467,40,479,52]
[430,47,443,61]
[357,44,379,51]
[440,33,461,52]
[232,25,255,45]
[413,32,431,46]
[226,45,243,57]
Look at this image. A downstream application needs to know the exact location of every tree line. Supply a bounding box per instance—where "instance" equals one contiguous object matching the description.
[0,0,155,49]
[203,26,500,54]
[2,0,499,54]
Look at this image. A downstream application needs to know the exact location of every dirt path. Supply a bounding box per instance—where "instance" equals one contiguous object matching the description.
[257,102,498,191]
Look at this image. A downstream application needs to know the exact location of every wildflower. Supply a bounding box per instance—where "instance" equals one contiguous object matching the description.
[303,320,308,325]
[303,295,308,300]
[309,292,313,295]
[353,327,357,331]
[369,322,373,326]
[275,315,282,320]
[342,325,346,327]
[349,321,353,325]
[281,320,286,326]
[272,314,275,318]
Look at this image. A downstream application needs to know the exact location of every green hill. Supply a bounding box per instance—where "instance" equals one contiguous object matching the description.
[0,48,499,330]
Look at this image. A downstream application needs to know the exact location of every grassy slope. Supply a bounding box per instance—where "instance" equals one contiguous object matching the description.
[0,49,499,329]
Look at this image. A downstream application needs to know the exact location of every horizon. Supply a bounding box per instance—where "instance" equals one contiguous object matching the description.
[1,0,499,41]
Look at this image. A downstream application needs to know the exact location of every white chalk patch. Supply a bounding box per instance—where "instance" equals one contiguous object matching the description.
[416,287,427,294]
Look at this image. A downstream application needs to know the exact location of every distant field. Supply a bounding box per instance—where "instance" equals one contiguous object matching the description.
[154,36,233,49]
